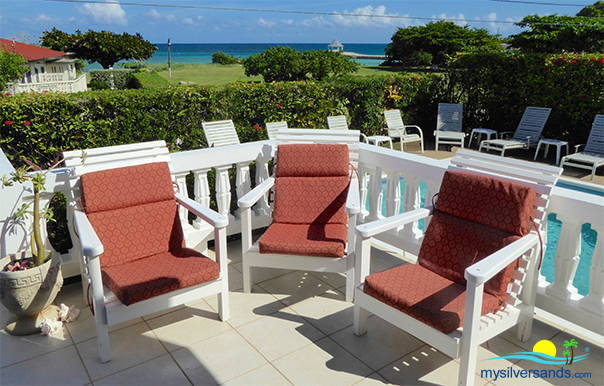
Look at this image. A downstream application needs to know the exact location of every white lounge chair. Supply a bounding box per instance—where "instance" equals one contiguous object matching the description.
[479,107,551,156]
[384,109,424,152]
[327,115,369,144]
[202,119,240,147]
[238,129,361,302]
[434,103,465,150]
[266,121,288,140]
[560,114,604,180]
[353,149,562,386]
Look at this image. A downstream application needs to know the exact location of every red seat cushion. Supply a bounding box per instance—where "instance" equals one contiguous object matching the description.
[435,170,536,236]
[363,264,502,334]
[418,211,521,302]
[259,223,348,257]
[81,162,175,213]
[101,248,220,306]
[276,144,349,177]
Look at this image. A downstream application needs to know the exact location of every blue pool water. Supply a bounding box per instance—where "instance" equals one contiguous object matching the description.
[370,179,597,296]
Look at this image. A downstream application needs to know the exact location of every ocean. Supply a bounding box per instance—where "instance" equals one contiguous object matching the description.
[86,43,388,70]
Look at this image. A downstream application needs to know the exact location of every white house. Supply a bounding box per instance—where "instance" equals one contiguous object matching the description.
[0,38,87,94]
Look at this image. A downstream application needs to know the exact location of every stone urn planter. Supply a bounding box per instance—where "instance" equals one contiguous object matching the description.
[0,252,63,335]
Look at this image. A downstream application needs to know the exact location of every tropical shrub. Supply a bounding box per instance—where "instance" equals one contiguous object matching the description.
[0,51,27,91]
[211,52,240,65]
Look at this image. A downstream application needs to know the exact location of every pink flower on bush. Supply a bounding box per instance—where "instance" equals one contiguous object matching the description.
[270,100,274,104]
[5,120,13,125]
[560,57,565,63]
[552,60,556,63]
[591,58,596,62]
[24,121,30,126]
[571,59,577,64]
[600,57,604,63]
[253,125,262,130]
[277,104,281,108]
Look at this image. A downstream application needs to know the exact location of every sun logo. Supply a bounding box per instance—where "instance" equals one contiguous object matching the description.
[532,340,557,357]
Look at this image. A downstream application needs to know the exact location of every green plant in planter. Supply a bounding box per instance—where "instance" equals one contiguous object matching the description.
[1,155,74,269]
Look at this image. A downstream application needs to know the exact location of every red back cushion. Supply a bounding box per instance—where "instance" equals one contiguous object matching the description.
[81,162,184,268]
[418,171,536,302]
[272,144,350,225]
[435,170,536,236]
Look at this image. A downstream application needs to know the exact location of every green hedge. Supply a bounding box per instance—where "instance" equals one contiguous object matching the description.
[440,51,604,144]
[1,59,602,168]
[89,69,138,90]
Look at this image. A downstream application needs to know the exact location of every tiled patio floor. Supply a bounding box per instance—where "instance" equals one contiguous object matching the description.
[1,238,602,386]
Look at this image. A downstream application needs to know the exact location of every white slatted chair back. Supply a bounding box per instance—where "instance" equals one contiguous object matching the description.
[384,109,406,135]
[583,114,604,156]
[202,120,240,147]
[327,115,349,131]
[266,121,288,140]
[437,103,463,133]
[512,107,551,142]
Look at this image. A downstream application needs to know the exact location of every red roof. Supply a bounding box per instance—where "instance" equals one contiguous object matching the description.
[0,38,67,61]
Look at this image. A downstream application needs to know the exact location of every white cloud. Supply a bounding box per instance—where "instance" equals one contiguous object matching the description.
[183,18,193,25]
[282,19,294,25]
[78,0,127,26]
[147,9,162,20]
[259,18,276,27]
[433,13,468,27]
[333,5,400,27]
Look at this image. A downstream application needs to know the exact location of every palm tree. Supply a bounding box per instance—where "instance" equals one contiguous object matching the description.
[563,339,578,365]
[562,349,571,365]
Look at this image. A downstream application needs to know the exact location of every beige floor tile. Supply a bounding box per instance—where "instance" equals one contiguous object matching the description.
[476,336,526,375]
[310,271,347,289]
[367,245,408,275]
[257,271,337,306]
[330,316,425,371]
[205,286,286,328]
[0,322,72,367]
[0,345,90,386]
[235,262,294,287]
[378,347,485,386]
[76,322,168,381]
[145,299,232,352]
[53,281,88,309]
[227,263,244,292]
[499,318,564,352]
[272,337,373,386]
[171,329,267,385]
[94,354,191,386]
[288,289,354,336]
[236,308,325,362]
[222,364,292,386]
[64,304,143,344]
[351,373,392,385]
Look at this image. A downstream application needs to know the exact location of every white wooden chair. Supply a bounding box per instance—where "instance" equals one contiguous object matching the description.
[435,103,465,150]
[63,141,229,363]
[560,114,604,180]
[479,107,551,156]
[353,149,561,386]
[202,119,240,147]
[238,129,361,302]
[384,109,424,152]
[266,121,288,140]
[327,115,369,144]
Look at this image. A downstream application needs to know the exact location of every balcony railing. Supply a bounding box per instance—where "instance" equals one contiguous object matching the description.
[1,140,602,338]
[5,74,87,94]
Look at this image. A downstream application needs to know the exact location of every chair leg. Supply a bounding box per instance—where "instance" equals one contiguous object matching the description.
[345,267,354,303]
[217,285,230,321]
[94,307,111,363]
[458,342,478,386]
[353,304,368,336]
[242,258,253,293]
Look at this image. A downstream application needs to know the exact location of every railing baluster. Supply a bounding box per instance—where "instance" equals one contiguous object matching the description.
[254,152,271,216]
[357,163,369,221]
[399,174,423,240]
[366,166,384,222]
[234,162,251,219]
[215,165,232,218]
[579,225,604,316]
[545,215,581,301]
[385,170,401,217]
[172,170,190,225]
[192,168,212,229]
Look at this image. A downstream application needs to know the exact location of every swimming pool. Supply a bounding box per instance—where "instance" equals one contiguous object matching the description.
[371,178,597,296]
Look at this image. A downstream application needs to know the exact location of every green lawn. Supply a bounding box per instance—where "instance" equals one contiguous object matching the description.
[132,63,427,87]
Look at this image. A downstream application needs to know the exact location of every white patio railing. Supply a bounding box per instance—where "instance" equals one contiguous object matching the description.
[1,141,602,337]
[5,74,87,94]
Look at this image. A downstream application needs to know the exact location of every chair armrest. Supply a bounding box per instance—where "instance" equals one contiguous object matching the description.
[465,233,539,285]
[175,193,228,229]
[574,144,585,153]
[237,177,275,209]
[404,125,423,137]
[73,209,104,257]
[356,206,433,238]
[346,177,361,215]
[360,133,369,144]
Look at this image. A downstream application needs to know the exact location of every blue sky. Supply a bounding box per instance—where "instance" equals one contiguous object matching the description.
[0,0,594,45]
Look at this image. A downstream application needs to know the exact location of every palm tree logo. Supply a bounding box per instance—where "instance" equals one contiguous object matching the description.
[563,339,578,365]
[562,349,571,365]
